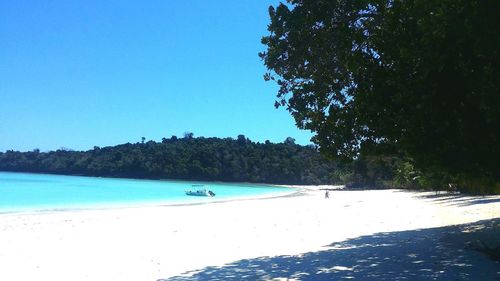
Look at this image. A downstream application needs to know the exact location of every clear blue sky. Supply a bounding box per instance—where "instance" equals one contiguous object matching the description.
[0,0,313,152]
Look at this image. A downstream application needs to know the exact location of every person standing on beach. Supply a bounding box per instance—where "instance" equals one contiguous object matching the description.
[325,190,329,199]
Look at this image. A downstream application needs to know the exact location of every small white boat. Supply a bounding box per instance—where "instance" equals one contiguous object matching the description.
[185,185,215,197]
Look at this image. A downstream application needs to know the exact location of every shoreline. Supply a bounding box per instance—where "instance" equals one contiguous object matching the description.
[0,170,325,188]
[0,188,498,280]
[0,171,303,215]
[0,188,303,216]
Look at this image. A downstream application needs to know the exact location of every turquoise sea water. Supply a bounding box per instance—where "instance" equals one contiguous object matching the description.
[0,172,292,212]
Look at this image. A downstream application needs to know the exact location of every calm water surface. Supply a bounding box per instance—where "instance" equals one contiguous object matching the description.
[0,172,292,212]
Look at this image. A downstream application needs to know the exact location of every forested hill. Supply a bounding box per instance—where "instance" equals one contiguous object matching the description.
[0,136,343,185]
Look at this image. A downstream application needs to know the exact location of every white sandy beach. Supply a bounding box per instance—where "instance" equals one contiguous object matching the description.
[0,188,499,281]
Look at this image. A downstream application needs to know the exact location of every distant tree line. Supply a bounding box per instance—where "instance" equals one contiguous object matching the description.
[0,135,345,185]
[1,135,497,193]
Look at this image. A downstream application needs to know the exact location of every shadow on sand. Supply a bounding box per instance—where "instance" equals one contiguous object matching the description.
[162,218,499,281]
[414,192,500,207]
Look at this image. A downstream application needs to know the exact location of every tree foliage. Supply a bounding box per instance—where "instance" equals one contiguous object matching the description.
[0,136,343,185]
[260,0,499,192]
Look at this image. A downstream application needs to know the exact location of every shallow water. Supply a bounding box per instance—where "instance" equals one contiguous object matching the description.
[0,172,291,212]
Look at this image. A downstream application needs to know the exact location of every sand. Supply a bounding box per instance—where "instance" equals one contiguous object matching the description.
[0,189,498,280]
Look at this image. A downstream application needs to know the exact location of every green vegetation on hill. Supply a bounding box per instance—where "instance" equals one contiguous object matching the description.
[1,135,497,193]
[0,135,344,185]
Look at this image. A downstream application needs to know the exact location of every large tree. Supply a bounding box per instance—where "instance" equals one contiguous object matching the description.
[260,0,499,190]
